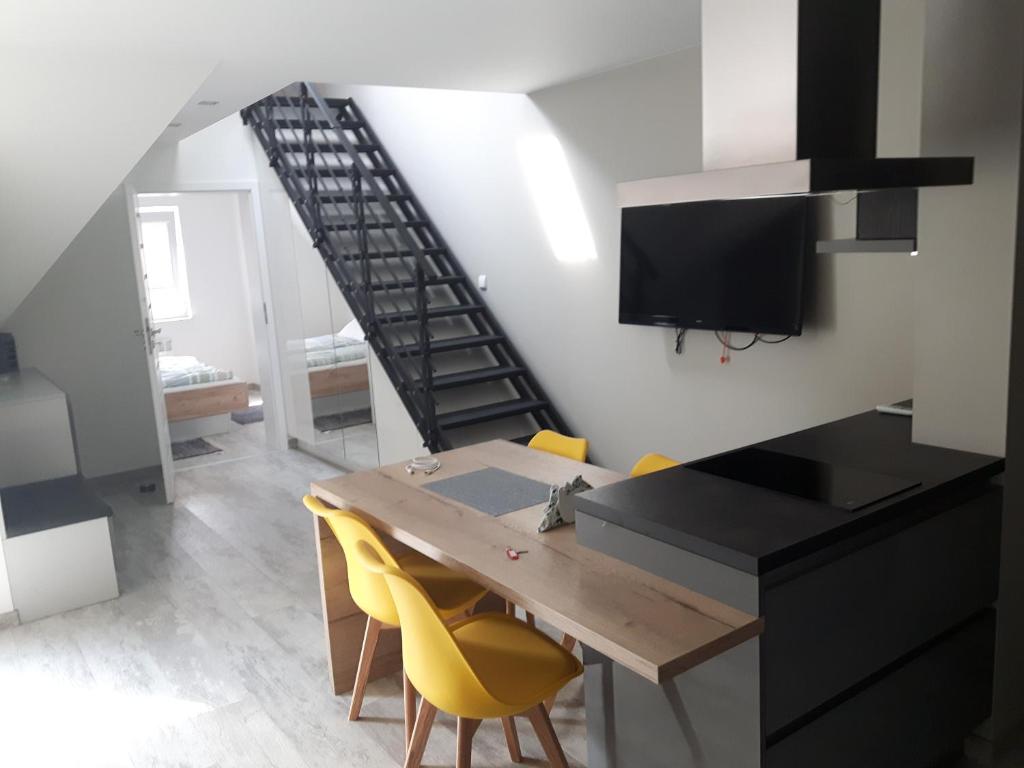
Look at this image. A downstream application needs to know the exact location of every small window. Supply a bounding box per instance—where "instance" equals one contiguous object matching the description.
[138,205,192,322]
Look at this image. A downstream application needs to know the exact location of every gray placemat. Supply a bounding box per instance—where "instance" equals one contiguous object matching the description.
[424,467,553,517]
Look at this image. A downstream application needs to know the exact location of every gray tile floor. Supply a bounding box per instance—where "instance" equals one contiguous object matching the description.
[0,446,586,768]
[172,421,271,472]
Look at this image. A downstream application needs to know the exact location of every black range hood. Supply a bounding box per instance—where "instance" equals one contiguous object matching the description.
[619,0,973,207]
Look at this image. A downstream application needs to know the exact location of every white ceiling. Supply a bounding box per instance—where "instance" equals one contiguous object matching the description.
[0,0,699,324]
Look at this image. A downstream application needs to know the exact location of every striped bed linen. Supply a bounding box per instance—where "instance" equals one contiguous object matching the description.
[159,355,235,389]
[304,334,368,369]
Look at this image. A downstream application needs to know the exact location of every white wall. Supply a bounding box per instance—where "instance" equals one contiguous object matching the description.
[913,0,1024,745]
[289,207,354,340]
[131,114,261,189]
[877,0,925,158]
[321,46,917,472]
[146,192,261,384]
[0,52,214,325]
[2,187,162,478]
[368,353,424,465]
[913,0,1024,457]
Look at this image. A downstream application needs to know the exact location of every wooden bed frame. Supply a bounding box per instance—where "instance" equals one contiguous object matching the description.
[309,361,369,399]
[164,380,249,422]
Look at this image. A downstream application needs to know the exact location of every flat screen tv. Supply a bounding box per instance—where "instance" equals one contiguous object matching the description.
[619,197,811,335]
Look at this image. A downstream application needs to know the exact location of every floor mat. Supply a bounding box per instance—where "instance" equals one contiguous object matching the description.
[172,437,223,460]
[314,408,373,433]
[231,405,264,425]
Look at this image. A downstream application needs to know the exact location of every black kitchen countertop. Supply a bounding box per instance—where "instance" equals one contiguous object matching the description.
[574,410,1004,574]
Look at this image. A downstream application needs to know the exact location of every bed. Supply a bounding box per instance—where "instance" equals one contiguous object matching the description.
[159,355,249,436]
[304,322,371,420]
[305,333,370,397]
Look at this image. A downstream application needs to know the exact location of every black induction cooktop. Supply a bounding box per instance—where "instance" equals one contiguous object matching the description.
[688,447,921,512]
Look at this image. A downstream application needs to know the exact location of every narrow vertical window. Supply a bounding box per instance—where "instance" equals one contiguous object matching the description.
[138,206,192,322]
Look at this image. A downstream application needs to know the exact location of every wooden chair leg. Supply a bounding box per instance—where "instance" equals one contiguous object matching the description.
[403,698,437,768]
[501,716,523,763]
[544,634,578,712]
[403,670,416,751]
[526,612,536,628]
[526,704,569,768]
[456,717,481,768]
[349,616,382,721]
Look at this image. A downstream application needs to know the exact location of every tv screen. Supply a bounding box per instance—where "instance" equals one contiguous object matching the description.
[619,197,811,335]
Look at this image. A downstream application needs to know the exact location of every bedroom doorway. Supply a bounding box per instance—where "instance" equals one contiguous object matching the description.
[129,186,284,493]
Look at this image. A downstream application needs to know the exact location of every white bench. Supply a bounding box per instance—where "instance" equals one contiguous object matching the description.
[0,369,118,623]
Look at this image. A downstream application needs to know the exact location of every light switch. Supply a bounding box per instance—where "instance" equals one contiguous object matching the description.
[478,275,487,291]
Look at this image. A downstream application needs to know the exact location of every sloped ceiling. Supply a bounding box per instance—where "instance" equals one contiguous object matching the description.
[0,0,698,324]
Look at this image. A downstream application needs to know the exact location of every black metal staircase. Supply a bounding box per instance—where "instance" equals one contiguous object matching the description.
[241,83,569,452]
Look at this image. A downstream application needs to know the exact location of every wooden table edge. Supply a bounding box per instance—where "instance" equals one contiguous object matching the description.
[311,475,764,684]
[655,615,765,684]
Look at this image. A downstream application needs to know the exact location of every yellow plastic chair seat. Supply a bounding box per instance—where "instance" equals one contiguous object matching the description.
[304,494,485,627]
[528,430,588,463]
[630,452,682,477]
[451,613,583,716]
[398,552,487,621]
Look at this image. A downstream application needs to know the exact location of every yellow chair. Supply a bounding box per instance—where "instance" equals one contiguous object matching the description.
[528,430,588,463]
[630,452,682,477]
[303,495,487,750]
[356,540,582,768]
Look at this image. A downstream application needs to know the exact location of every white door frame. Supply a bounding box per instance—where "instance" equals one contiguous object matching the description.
[128,181,290,473]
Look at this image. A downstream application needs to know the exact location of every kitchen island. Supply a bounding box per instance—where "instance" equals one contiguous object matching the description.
[575,409,1003,768]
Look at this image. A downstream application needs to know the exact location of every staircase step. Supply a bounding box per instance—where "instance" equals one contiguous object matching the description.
[335,246,447,260]
[279,141,381,154]
[370,275,465,291]
[265,95,353,109]
[436,398,549,430]
[291,166,396,179]
[318,192,412,205]
[324,218,428,232]
[374,304,484,324]
[272,118,364,131]
[418,366,528,391]
[392,334,505,357]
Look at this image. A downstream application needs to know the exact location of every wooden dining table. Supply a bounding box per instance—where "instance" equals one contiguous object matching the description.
[309,439,763,695]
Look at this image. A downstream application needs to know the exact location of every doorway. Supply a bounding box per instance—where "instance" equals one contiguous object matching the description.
[130,188,283,494]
